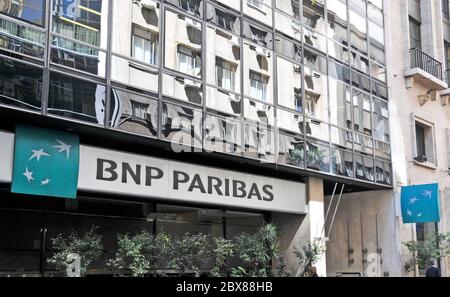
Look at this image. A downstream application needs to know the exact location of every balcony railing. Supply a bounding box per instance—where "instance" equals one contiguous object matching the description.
[410,48,443,80]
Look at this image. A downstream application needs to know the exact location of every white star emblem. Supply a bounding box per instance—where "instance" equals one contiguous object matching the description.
[417,213,422,218]
[407,209,413,217]
[409,197,419,205]
[422,190,433,199]
[41,178,51,186]
[53,139,72,159]
[29,148,50,162]
[23,167,34,182]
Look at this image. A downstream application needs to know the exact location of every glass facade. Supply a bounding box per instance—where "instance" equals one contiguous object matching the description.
[0,0,391,186]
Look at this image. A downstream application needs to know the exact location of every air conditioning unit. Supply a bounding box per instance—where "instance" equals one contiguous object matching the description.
[228,93,240,102]
[304,29,317,39]
[132,0,155,10]
[255,46,270,58]
[185,17,202,30]
[291,20,301,31]
[184,78,201,88]
[229,35,240,47]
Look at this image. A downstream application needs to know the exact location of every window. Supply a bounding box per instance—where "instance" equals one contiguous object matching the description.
[443,0,449,20]
[414,119,435,165]
[48,71,106,125]
[216,57,236,91]
[180,0,201,16]
[177,45,201,77]
[445,42,450,80]
[305,92,318,118]
[132,26,158,66]
[247,0,263,10]
[216,9,234,32]
[249,71,267,102]
[0,0,46,26]
[250,26,267,46]
[409,17,421,50]
[0,57,43,111]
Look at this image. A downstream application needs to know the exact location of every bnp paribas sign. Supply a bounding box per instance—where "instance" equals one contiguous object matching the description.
[11,125,80,199]
[1,126,306,214]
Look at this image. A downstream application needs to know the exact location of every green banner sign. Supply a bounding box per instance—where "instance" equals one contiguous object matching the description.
[11,125,80,199]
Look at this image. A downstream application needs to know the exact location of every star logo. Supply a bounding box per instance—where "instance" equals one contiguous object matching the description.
[407,209,413,217]
[417,213,423,218]
[29,148,50,162]
[23,167,34,182]
[41,178,51,186]
[53,139,72,159]
[12,125,80,199]
[409,197,419,205]
[422,190,433,199]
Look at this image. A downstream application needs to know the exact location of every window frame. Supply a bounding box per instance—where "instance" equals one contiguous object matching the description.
[412,115,437,168]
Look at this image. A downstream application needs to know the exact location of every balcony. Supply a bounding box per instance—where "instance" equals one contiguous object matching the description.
[405,48,447,91]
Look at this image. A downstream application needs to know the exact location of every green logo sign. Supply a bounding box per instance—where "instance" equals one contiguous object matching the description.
[11,125,80,199]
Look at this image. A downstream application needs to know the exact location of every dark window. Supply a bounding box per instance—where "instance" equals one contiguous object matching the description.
[415,122,426,158]
[409,17,421,50]
[0,57,42,110]
[180,0,201,16]
[443,0,449,20]
[216,9,234,32]
[48,72,106,124]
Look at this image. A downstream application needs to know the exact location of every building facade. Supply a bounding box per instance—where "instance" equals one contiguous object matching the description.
[327,0,450,277]
[0,0,393,276]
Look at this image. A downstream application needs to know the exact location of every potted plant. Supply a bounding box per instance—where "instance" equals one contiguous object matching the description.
[294,240,325,277]
[230,223,280,277]
[168,233,212,277]
[403,232,450,274]
[108,230,172,277]
[47,225,103,277]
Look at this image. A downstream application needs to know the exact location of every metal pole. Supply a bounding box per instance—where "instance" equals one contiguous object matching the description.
[326,183,345,239]
[320,182,338,238]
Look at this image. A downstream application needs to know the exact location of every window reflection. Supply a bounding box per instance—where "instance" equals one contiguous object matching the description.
[244,42,273,103]
[244,123,275,162]
[329,78,351,129]
[51,0,107,75]
[352,89,372,136]
[1,0,46,26]
[163,72,203,105]
[244,98,274,126]
[206,26,241,93]
[372,98,389,142]
[327,0,348,44]
[206,86,241,116]
[0,57,42,110]
[349,9,367,55]
[277,57,302,112]
[204,113,241,154]
[303,0,325,35]
[165,10,202,77]
[332,148,354,177]
[278,133,304,168]
[0,15,45,58]
[207,4,240,35]
[355,154,374,182]
[111,54,159,93]
[306,141,330,172]
[109,88,158,137]
[277,108,303,135]
[161,101,202,148]
[48,71,106,124]
[304,63,328,122]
